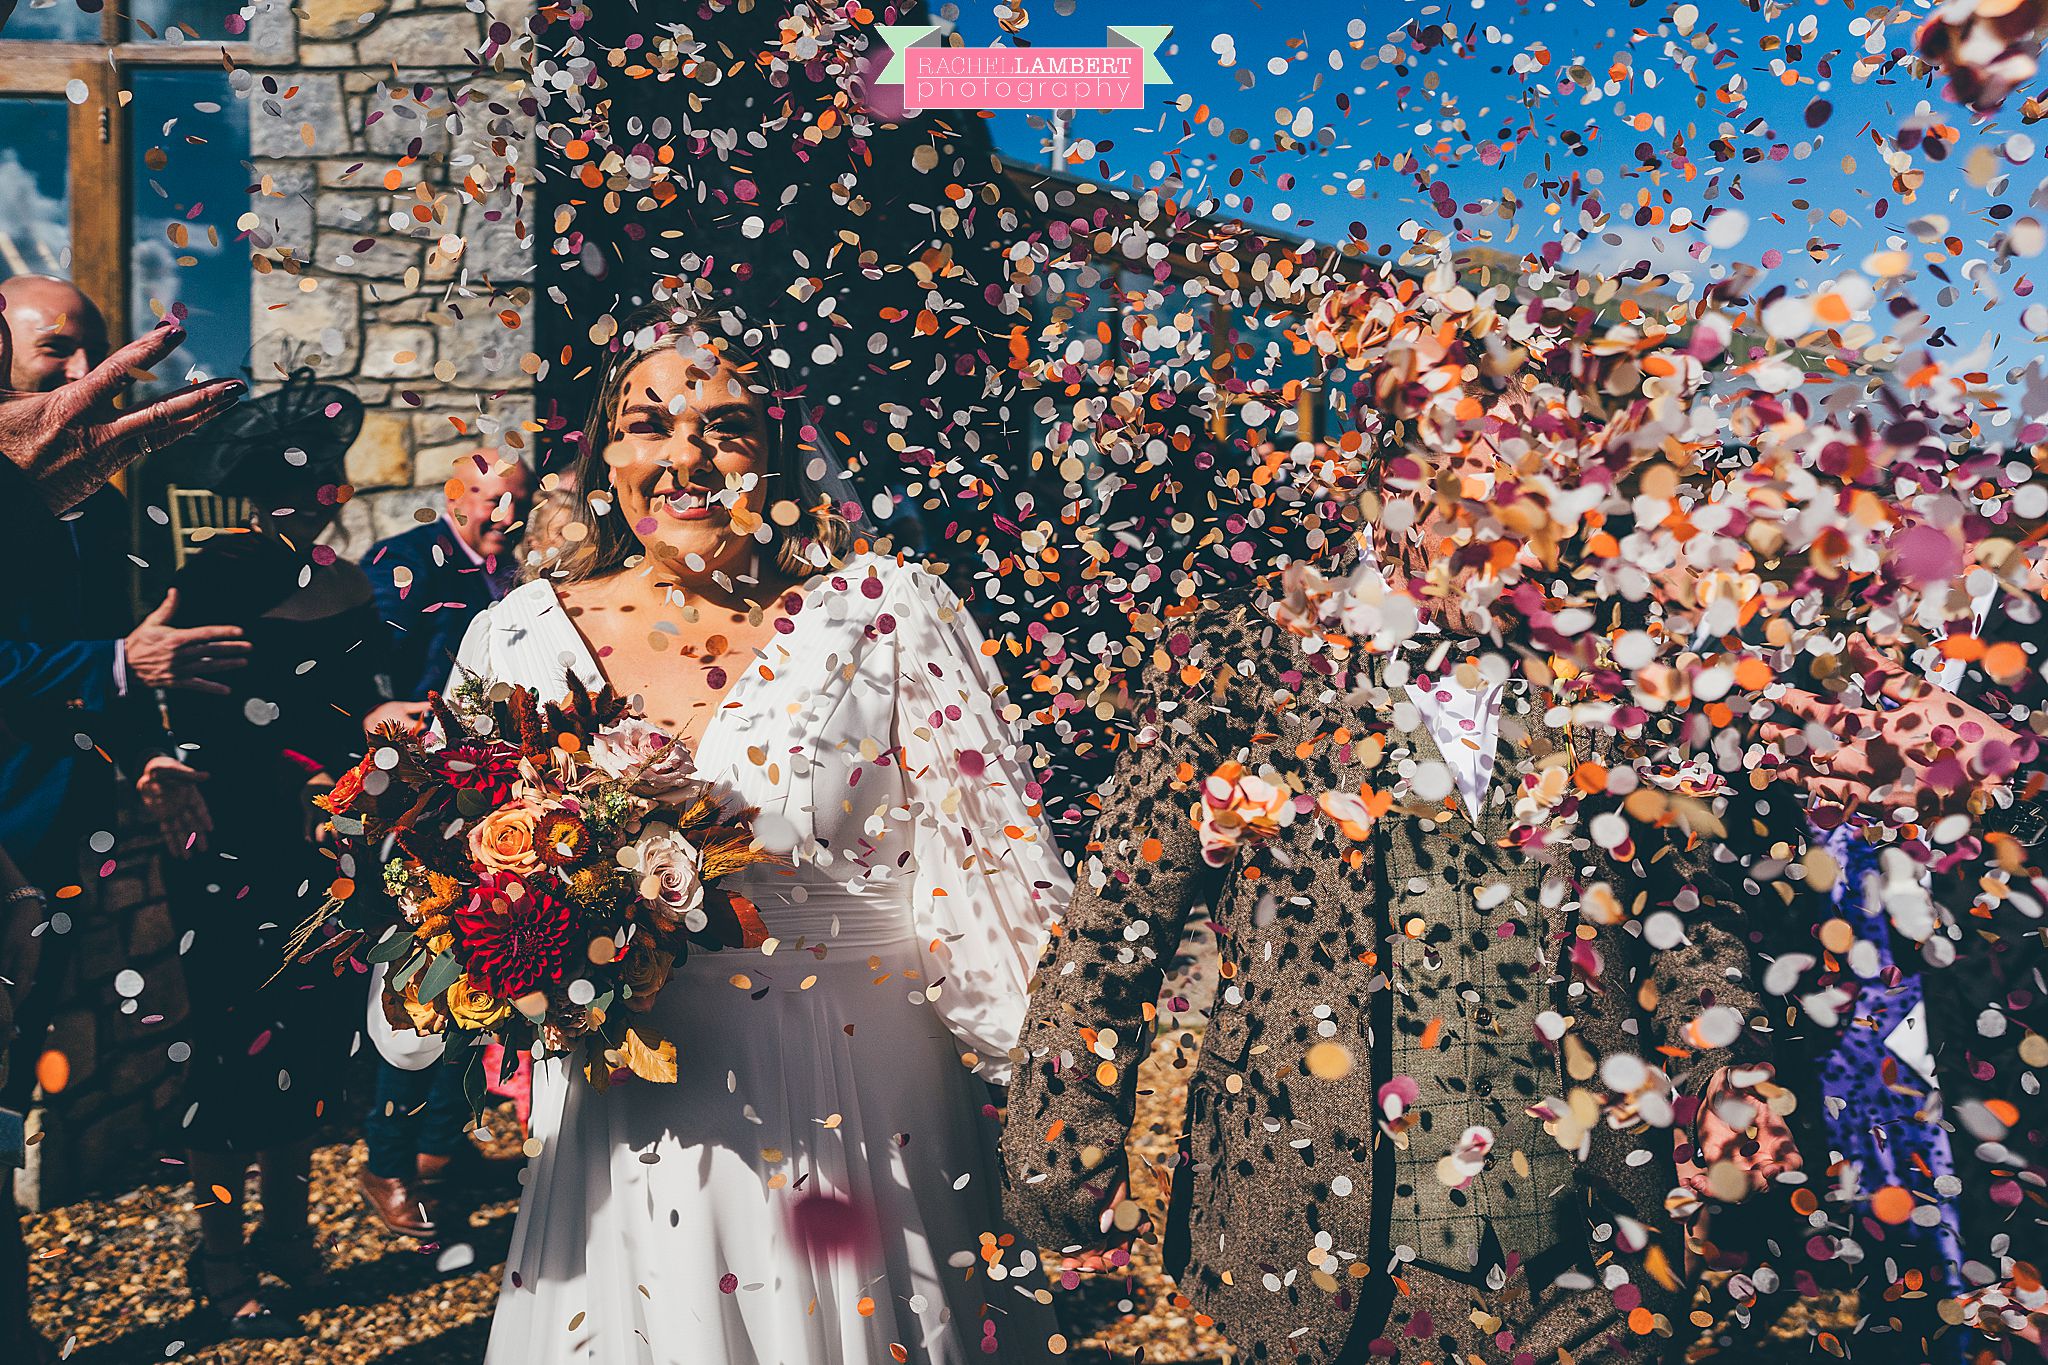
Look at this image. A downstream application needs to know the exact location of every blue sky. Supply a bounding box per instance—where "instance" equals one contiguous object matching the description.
[951,0,2048,418]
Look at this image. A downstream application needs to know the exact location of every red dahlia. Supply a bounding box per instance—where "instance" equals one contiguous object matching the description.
[440,743,524,805]
[453,873,577,1000]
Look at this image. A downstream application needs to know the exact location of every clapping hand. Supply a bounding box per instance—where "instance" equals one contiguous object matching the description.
[1759,635,2030,819]
[137,755,213,859]
[0,312,244,514]
[1053,1178,1153,1274]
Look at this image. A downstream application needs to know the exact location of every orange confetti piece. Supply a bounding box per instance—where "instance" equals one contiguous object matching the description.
[1732,656,1773,691]
[1871,1185,1915,1224]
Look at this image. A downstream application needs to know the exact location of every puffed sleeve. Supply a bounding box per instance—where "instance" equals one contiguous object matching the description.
[888,563,1073,1088]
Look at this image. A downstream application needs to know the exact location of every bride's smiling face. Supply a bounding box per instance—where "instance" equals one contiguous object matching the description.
[602,349,772,580]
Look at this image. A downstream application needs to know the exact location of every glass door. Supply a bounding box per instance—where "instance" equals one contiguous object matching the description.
[0,57,126,347]
[0,95,71,279]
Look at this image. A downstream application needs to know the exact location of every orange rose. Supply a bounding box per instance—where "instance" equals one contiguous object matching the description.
[468,801,545,875]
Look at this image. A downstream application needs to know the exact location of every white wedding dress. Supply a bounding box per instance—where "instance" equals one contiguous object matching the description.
[450,551,1071,1365]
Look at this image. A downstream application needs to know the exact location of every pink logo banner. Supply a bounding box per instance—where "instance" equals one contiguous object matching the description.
[872,24,1172,112]
[906,47,1142,109]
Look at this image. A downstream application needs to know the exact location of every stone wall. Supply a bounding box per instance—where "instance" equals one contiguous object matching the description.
[240,0,540,556]
[15,816,189,1211]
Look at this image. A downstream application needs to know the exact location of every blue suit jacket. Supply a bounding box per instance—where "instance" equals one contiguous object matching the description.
[364,519,510,702]
[0,473,144,876]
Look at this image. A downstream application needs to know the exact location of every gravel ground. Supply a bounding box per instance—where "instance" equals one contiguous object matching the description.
[22,1036,1231,1365]
[1057,1029,1233,1364]
[25,1107,526,1365]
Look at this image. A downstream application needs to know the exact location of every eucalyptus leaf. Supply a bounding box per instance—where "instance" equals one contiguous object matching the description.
[389,950,429,995]
[418,951,464,1003]
[367,929,416,964]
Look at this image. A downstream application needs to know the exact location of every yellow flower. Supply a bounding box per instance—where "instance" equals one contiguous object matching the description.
[447,977,512,1031]
[419,870,463,918]
[388,976,448,1036]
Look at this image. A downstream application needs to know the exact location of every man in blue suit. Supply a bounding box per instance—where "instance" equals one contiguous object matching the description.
[361,453,533,732]
[356,452,531,1238]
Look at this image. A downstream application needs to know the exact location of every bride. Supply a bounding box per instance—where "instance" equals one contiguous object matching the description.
[443,306,1071,1364]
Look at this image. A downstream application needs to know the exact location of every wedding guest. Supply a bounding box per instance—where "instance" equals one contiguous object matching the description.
[0,277,253,885]
[0,275,243,517]
[1765,620,2048,1348]
[142,373,387,1338]
[354,452,532,1240]
[0,280,251,1204]
[364,452,532,729]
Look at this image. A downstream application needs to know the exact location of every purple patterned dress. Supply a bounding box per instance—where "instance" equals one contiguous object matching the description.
[1810,818,1964,1353]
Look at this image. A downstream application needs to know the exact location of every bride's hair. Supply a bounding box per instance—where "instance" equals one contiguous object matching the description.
[557,302,854,584]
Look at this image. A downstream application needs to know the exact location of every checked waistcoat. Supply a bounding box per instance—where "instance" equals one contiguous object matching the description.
[1376,671,1581,1275]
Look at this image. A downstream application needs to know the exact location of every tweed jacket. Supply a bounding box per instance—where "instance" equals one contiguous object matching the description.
[998,587,1771,1365]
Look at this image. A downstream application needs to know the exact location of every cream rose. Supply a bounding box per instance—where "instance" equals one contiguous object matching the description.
[468,801,545,875]
[591,717,704,800]
[619,827,706,932]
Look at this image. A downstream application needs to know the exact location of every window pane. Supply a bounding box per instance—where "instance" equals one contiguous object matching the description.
[0,98,72,278]
[128,67,250,385]
[1,0,100,41]
[127,0,242,41]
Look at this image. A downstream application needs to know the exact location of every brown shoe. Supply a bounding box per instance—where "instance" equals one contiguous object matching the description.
[355,1167,438,1238]
[417,1145,521,1192]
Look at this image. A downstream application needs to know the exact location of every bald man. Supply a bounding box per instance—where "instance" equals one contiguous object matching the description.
[1,275,107,396]
[363,453,533,724]
[0,276,243,517]
[356,452,531,1237]
[2,274,105,395]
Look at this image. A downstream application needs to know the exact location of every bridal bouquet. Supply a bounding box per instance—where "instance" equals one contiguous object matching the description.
[311,674,782,1088]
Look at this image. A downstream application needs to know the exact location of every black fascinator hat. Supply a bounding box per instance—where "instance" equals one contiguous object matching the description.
[175,368,363,509]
